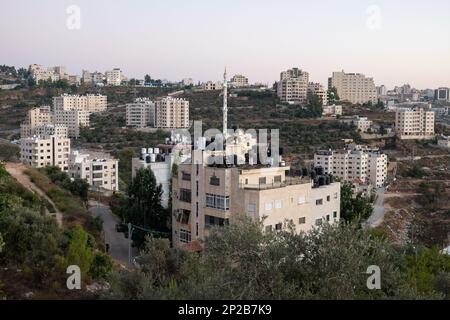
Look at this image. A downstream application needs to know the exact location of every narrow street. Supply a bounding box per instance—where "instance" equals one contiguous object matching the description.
[88,200,132,267]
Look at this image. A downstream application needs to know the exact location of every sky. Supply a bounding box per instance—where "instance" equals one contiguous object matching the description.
[0,0,449,89]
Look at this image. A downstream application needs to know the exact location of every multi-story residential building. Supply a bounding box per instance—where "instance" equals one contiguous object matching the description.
[29,64,78,84]
[172,139,341,248]
[81,70,92,84]
[377,85,387,97]
[20,134,70,171]
[277,68,309,104]
[132,139,191,208]
[53,94,107,112]
[341,115,373,132]
[54,109,90,138]
[328,71,377,104]
[314,144,387,188]
[20,106,54,137]
[105,68,122,86]
[21,124,68,139]
[322,104,343,117]
[308,82,328,105]
[126,98,156,128]
[435,87,449,102]
[202,81,223,91]
[181,78,194,87]
[395,106,435,140]
[69,150,119,191]
[155,97,189,128]
[230,74,249,88]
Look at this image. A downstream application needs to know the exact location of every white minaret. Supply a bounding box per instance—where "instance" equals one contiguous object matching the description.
[222,67,228,136]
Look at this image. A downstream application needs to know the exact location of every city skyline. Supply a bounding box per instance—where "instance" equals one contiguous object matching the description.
[1,0,449,89]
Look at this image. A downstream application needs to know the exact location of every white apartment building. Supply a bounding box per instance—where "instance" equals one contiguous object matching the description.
[277,68,309,104]
[20,134,71,171]
[308,82,328,106]
[181,78,194,87]
[132,140,191,208]
[155,97,189,128]
[341,115,373,132]
[328,71,377,104]
[202,81,223,91]
[314,144,387,188]
[53,94,107,112]
[230,74,249,88]
[395,106,435,140]
[105,68,122,86]
[126,98,156,128]
[322,104,343,117]
[69,150,119,191]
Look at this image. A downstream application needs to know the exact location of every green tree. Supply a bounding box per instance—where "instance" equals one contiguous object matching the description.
[65,225,96,276]
[340,182,373,222]
[327,86,340,104]
[144,74,152,83]
[89,252,114,279]
[105,218,430,300]
[0,232,4,253]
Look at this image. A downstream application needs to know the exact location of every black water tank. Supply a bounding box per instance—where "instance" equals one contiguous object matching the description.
[315,167,324,175]
[302,168,308,177]
[145,155,151,163]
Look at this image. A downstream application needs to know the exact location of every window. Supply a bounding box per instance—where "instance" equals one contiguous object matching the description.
[298,195,306,204]
[333,211,337,218]
[182,171,191,181]
[205,193,230,210]
[275,223,282,231]
[204,215,228,228]
[334,192,338,199]
[265,201,273,211]
[315,218,323,226]
[316,199,323,205]
[179,229,191,243]
[179,188,192,203]
[259,177,266,185]
[326,215,330,222]
[299,217,306,224]
[327,195,331,202]
[178,209,190,224]
[210,175,220,186]
[275,200,282,209]
[247,203,256,213]
[265,225,273,233]
[274,175,282,183]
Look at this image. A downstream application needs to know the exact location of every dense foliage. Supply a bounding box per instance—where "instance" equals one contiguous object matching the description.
[105,217,449,299]
[340,182,374,222]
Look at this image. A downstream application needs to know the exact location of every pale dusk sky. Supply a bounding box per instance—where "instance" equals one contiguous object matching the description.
[0,0,449,89]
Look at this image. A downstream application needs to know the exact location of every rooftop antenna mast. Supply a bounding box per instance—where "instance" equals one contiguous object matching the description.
[222,67,228,137]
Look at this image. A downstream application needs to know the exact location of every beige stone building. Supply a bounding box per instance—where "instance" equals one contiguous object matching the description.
[126,98,156,128]
[322,104,342,117]
[308,82,328,106]
[20,106,54,138]
[230,74,249,88]
[341,115,373,133]
[155,97,189,128]
[21,124,68,139]
[328,71,377,104]
[53,94,107,112]
[54,109,90,138]
[277,68,309,104]
[105,68,122,86]
[395,106,435,140]
[69,150,119,191]
[202,81,223,91]
[20,134,70,171]
[314,144,387,188]
[172,153,340,247]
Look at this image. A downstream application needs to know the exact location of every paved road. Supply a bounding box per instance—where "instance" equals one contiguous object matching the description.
[365,188,385,227]
[89,201,131,267]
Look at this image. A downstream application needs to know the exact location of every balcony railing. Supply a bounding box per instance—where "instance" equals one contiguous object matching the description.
[239,177,310,190]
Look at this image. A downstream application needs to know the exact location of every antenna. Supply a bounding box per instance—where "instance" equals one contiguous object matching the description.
[222,67,228,137]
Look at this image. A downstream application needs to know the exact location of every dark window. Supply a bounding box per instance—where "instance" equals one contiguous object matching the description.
[210,175,220,186]
[275,223,282,231]
[299,217,306,224]
[179,188,192,203]
[259,177,267,185]
[274,175,282,183]
[182,171,191,181]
